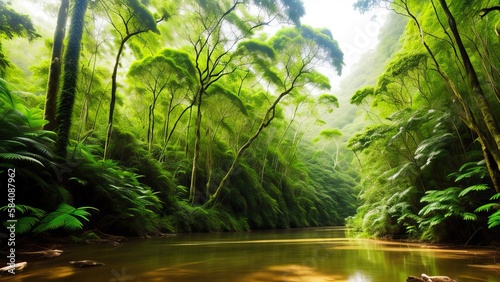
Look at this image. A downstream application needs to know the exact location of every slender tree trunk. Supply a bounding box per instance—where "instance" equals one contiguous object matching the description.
[104,39,126,159]
[43,0,69,131]
[55,0,88,157]
[147,104,153,151]
[189,89,203,205]
[103,28,151,159]
[185,106,193,156]
[438,0,500,191]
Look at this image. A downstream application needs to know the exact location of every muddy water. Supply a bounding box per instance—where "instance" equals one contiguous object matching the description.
[2,227,499,281]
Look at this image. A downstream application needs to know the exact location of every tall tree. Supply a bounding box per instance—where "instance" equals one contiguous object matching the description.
[98,0,162,159]
[43,0,69,131]
[55,0,89,157]
[436,0,500,192]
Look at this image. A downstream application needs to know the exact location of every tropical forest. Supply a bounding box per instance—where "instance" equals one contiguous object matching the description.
[1,0,500,280]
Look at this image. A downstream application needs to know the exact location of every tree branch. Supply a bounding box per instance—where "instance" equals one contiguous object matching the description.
[479,6,500,18]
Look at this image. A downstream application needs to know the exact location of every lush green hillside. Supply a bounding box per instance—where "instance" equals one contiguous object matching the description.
[347,0,500,243]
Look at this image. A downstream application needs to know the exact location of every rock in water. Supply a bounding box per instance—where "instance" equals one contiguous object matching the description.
[69,260,105,268]
[407,276,424,282]
[422,273,457,282]
[407,274,456,282]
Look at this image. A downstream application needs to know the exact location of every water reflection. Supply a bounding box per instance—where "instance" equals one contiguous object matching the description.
[2,227,499,282]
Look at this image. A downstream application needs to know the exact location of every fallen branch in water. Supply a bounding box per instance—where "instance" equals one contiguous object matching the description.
[18,249,63,258]
[0,262,28,275]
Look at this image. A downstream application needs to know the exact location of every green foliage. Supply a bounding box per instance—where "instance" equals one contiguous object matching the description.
[0,1,40,75]
[207,84,248,115]
[351,87,374,106]
[32,203,97,233]
[347,0,500,242]
[0,79,56,190]
[0,79,75,220]
[347,124,391,152]
[0,204,45,234]
[236,40,276,60]
[4,0,359,238]
[419,188,476,225]
[475,192,500,229]
[69,144,164,236]
[168,201,249,232]
[451,160,488,181]
[271,26,343,75]
[1,204,96,234]
[159,48,197,79]
[318,94,339,107]
[124,0,160,34]
[317,129,342,139]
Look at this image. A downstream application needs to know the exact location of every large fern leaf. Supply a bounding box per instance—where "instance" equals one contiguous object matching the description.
[0,204,46,234]
[486,210,500,228]
[32,204,97,233]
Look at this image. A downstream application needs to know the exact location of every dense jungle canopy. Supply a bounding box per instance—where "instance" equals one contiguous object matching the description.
[1,0,499,244]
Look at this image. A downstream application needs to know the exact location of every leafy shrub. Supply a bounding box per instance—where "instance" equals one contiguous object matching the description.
[68,145,164,236]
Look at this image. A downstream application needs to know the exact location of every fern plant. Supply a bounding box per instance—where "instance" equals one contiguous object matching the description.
[1,203,97,234]
[69,144,164,235]
[475,193,500,228]
[0,79,56,176]
[32,203,97,233]
[0,205,45,234]
[417,158,495,240]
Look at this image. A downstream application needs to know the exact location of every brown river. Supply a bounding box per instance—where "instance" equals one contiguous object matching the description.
[2,227,499,281]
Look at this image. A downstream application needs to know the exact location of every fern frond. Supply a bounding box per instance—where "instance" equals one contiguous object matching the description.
[487,210,500,229]
[15,216,40,234]
[452,160,487,181]
[0,152,44,166]
[0,204,45,217]
[475,203,499,213]
[13,136,54,158]
[491,193,500,201]
[32,204,96,233]
[462,212,477,221]
[33,213,83,233]
[458,184,489,197]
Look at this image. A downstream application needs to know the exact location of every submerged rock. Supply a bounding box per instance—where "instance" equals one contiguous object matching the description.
[69,260,105,268]
[407,273,457,282]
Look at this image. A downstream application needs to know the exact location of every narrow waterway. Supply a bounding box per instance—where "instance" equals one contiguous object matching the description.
[3,227,499,281]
